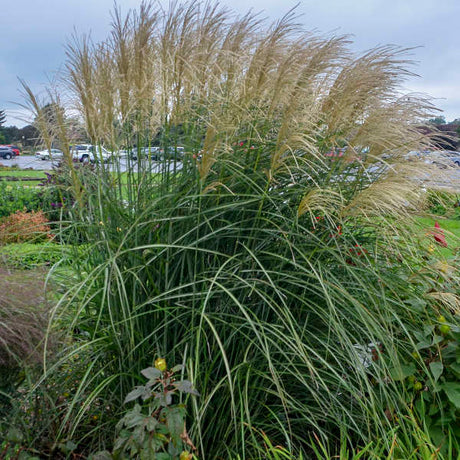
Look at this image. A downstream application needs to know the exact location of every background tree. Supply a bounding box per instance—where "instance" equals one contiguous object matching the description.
[428,116,446,125]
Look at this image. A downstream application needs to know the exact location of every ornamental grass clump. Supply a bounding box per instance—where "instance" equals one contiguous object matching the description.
[21,1,459,457]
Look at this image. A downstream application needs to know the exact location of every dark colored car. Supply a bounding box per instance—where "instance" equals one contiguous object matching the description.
[0,144,20,156]
[0,146,15,159]
[160,146,185,160]
[130,146,162,161]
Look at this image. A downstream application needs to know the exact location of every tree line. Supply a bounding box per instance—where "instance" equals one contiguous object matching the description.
[0,109,39,148]
[0,108,458,152]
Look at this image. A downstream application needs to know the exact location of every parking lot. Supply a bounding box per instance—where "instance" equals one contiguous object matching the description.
[0,155,183,173]
[1,154,460,192]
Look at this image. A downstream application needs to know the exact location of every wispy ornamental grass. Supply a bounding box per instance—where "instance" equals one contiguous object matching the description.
[19,1,459,458]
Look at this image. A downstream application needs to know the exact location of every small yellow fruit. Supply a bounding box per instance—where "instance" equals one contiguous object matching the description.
[437,315,447,323]
[407,375,416,384]
[414,381,423,391]
[439,262,449,274]
[180,451,191,460]
[411,352,419,359]
[439,324,451,335]
[154,358,167,372]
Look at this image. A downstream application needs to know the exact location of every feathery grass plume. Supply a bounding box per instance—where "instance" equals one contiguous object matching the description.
[17,78,54,153]
[19,80,84,210]
[21,2,459,458]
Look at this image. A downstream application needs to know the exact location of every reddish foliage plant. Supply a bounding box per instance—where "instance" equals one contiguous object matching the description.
[0,210,52,244]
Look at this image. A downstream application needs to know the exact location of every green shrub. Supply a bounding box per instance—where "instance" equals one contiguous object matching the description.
[426,189,460,218]
[388,314,460,453]
[0,182,43,218]
[0,242,71,269]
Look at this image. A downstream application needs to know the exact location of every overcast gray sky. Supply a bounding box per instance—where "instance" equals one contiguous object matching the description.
[2,0,459,126]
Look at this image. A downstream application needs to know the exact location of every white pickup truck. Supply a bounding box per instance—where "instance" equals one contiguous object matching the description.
[71,144,112,163]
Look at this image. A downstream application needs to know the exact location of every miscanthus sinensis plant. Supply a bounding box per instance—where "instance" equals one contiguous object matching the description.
[21,1,459,458]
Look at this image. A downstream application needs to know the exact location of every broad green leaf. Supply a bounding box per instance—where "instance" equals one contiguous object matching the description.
[390,363,416,381]
[429,361,443,382]
[141,367,162,381]
[431,335,444,346]
[7,427,23,443]
[165,406,186,446]
[132,425,145,445]
[145,416,159,431]
[416,340,431,350]
[124,386,146,403]
[174,380,200,396]
[113,435,128,452]
[124,412,146,429]
[65,441,78,452]
[441,382,460,409]
[404,298,426,312]
[450,362,460,376]
[171,364,184,373]
[155,454,173,460]
[88,451,113,460]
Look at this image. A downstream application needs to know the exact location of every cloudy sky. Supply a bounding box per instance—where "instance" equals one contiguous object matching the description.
[1,0,459,126]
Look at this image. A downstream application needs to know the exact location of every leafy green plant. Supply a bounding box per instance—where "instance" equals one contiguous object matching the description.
[92,359,198,460]
[0,242,70,269]
[387,314,460,453]
[0,182,43,218]
[426,189,460,219]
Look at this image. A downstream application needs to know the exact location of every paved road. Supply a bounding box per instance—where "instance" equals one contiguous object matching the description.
[1,155,55,170]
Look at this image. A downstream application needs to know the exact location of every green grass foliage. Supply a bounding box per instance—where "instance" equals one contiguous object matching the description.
[11,2,460,458]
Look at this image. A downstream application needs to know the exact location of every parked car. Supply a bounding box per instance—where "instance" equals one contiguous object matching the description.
[406,150,460,168]
[131,146,162,161]
[160,146,185,160]
[2,145,20,156]
[0,146,15,159]
[441,150,460,167]
[71,144,112,163]
[115,149,129,158]
[35,148,64,160]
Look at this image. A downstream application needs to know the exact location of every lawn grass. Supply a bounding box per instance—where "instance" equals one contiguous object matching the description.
[0,169,49,187]
[0,170,49,178]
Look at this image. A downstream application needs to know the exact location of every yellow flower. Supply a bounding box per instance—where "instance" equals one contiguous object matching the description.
[154,357,167,372]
